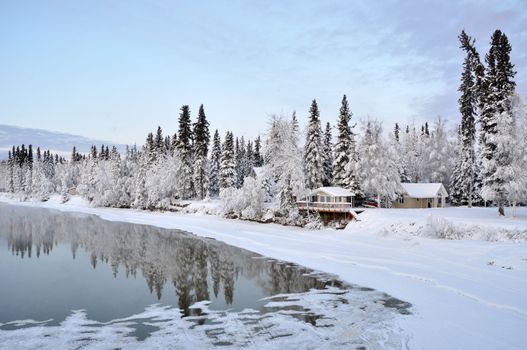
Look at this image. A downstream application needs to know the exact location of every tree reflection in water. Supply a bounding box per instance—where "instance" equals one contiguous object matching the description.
[0,205,343,316]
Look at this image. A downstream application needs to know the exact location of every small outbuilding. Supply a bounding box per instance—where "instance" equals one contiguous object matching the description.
[393,183,448,209]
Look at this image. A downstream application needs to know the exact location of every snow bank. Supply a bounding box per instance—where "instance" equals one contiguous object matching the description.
[353,207,527,242]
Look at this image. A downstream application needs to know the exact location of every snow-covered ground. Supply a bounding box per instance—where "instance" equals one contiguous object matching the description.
[1,195,526,350]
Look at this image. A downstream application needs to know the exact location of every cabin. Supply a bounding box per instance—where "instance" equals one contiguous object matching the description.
[297,187,357,224]
[393,183,448,209]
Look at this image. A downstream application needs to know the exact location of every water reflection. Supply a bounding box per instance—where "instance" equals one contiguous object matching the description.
[0,205,339,317]
[0,204,412,348]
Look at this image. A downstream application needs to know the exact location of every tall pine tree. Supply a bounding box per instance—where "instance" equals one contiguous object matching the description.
[208,129,222,197]
[322,122,333,186]
[219,131,236,189]
[451,30,480,207]
[177,105,194,199]
[332,95,361,195]
[480,30,517,215]
[304,99,324,189]
[193,104,210,199]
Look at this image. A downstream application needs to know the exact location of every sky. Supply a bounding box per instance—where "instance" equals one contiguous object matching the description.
[0,0,526,145]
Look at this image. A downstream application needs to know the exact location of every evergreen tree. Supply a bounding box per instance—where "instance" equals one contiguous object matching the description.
[253,136,263,167]
[154,126,164,155]
[235,137,243,188]
[193,104,210,199]
[177,105,194,199]
[304,99,324,189]
[394,123,400,142]
[208,129,222,197]
[451,30,481,206]
[322,122,333,186]
[220,131,236,189]
[480,30,517,215]
[145,133,156,164]
[164,135,172,154]
[332,95,361,195]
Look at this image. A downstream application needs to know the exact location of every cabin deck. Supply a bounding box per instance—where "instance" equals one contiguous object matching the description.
[296,201,363,224]
[297,201,354,213]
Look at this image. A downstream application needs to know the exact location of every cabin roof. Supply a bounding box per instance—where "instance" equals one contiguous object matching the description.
[310,186,354,197]
[401,183,448,198]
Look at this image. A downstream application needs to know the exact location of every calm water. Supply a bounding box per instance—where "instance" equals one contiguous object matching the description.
[0,204,410,348]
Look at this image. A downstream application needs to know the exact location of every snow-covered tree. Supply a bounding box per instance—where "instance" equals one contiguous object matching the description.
[177,105,194,199]
[450,30,481,206]
[426,116,453,186]
[253,136,263,167]
[332,95,361,196]
[357,119,401,207]
[505,94,527,216]
[193,104,210,199]
[208,129,221,197]
[262,114,305,201]
[322,122,333,186]
[304,99,324,189]
[479,30,517,215]
[220,131,236,189]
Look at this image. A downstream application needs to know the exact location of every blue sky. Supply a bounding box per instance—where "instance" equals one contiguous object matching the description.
[0,0,526,144]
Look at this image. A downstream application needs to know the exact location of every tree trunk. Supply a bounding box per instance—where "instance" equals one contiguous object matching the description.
[468,183,473,208]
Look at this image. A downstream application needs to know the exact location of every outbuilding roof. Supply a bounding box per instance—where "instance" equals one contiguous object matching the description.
[401,183,448,198]
[310,186,354,197]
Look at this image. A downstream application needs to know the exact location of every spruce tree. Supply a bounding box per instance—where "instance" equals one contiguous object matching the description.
[254,136,263,167]
[304,99,324,189]
[452,30,480,207]
[235,137,243,188]
[145,133,156,164]
[154,126,164,155]
[332,95,361,195]
[322,122,333,186]
[193,104,210,199]
[177,105,194,199]
[394,123,400,142]
[220,131,236,189]
[208,129,222,197]
[480,30,517,215]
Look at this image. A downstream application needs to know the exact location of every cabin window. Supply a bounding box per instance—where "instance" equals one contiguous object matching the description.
[399,197,404,204]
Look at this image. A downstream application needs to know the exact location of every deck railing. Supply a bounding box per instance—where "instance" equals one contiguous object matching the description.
[296,201,353,212]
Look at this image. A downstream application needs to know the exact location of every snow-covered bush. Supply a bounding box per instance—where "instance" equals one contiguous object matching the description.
[221,177,264,219]
[423,216,459,239]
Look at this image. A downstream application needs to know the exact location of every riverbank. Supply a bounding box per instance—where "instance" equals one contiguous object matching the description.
[1,194,526,350]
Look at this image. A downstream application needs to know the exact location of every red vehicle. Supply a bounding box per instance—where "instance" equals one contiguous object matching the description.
[362,198,379,208]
